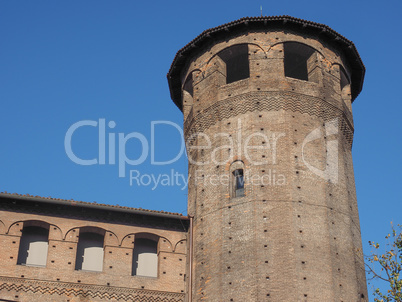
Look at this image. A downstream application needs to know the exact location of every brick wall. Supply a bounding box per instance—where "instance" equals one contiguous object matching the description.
[0,196,189,302]
[180,29,368,301]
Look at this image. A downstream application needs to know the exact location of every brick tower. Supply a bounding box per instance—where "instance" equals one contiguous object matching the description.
[168,16,367,301]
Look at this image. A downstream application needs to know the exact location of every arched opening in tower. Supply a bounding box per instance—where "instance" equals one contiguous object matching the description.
[284,42,316,81]
[218,44,250,84]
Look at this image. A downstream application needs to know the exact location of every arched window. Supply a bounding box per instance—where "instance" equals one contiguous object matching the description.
[75,230,104,272]
[284,42,316,81]
[340,66,352,111]
[132,238,158,277]
[218,44,250,84]
[183,74,194,98]
[17,225,49,267]
[230,161,245,198]
[340,67,350,91]
[233,169,245,197]
[182,73,194,119]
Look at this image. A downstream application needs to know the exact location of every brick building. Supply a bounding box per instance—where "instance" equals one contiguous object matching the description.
[0,16,367,301]
[0,193,189,302]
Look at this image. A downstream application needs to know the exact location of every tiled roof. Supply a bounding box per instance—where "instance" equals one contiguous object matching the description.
[167,15,365,110]
[0,192,186,218]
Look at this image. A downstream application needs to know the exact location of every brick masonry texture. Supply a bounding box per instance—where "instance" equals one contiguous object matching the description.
[178,26,368,301]
[0,196,188,301]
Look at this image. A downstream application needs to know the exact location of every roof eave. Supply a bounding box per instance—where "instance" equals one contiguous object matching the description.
[0,193,189,220]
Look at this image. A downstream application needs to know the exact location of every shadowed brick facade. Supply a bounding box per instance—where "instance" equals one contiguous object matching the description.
[0,16,367,302]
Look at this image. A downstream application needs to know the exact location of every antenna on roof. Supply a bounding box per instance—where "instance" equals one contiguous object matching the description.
[260,5,263,17]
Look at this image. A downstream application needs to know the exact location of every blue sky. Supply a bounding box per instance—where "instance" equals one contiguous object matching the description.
[0,1,401,299]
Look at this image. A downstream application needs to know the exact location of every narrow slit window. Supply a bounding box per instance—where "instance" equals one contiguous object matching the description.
[17,226,49,267]
[218,44,250,84]
[132,238,158,277]
[75,232,104,272]
[233,169,245,197]
[284,42,316,81]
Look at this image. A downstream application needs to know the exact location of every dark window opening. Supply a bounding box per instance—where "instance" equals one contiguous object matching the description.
[340,67,350,90]
[284,42,315,81]
[339,66,352,111]
[218,44,250,84]
[75,232,104,272]
[233,169,245,197]
[17,226,49,267]
[183,75,193,97]
[132,238,158,277]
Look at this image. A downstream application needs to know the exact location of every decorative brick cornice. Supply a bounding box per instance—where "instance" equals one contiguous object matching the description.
[0,276,185,302]
[184,91,354,148]
[0,197,189,232]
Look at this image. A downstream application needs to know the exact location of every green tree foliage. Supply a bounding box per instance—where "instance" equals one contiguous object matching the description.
[366,224,402,302]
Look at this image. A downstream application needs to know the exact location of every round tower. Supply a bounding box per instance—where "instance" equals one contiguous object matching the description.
[168,16,367,302]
